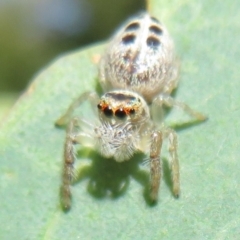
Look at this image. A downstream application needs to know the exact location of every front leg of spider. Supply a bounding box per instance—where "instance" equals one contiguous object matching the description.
[149,130,163,201]
[60,118,80,210]
[164,127,180,197]
[55,91,99,127]
[57,92,99,210]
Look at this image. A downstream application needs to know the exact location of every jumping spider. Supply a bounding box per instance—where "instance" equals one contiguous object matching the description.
[56,12,206,210]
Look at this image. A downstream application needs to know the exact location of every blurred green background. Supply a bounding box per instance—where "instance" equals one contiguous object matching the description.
[0,0,146,121]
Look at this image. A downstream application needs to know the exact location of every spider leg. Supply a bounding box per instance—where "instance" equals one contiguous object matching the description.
[152,94,207,122]
[60,118,79,210]
[164,127,180,197]
[149,130,163,201]
[55,91,99,127]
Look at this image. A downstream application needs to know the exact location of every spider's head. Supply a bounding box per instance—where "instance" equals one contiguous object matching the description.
[97,90,149,125]
[95,90,150,162]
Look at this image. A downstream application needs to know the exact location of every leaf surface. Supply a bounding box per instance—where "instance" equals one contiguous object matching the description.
[1,1,240,239]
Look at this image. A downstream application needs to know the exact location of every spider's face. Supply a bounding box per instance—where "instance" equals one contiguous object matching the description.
[94,90,151,161]
[97,90,150,125]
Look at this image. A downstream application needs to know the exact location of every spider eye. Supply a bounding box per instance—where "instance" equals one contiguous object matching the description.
[129,109,135,115]
[97,103,102,109]
[103,106,113,117]
[115,108,127,119]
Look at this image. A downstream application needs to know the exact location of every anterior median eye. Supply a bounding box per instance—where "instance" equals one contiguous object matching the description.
[115,108,127,119]
[103,106,113,117]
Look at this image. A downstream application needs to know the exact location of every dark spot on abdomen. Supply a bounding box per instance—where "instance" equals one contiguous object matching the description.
[147,36,161,49]
[149,25,163,35]
[125,22,140,31]
[122,34,136,45]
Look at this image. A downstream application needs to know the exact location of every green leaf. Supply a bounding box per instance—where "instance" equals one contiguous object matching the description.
[0,93,18,122]
[1,1,240,239]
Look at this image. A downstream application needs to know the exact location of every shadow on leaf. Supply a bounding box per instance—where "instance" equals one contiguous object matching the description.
[70,147,178,207]
[73,149,150,201]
